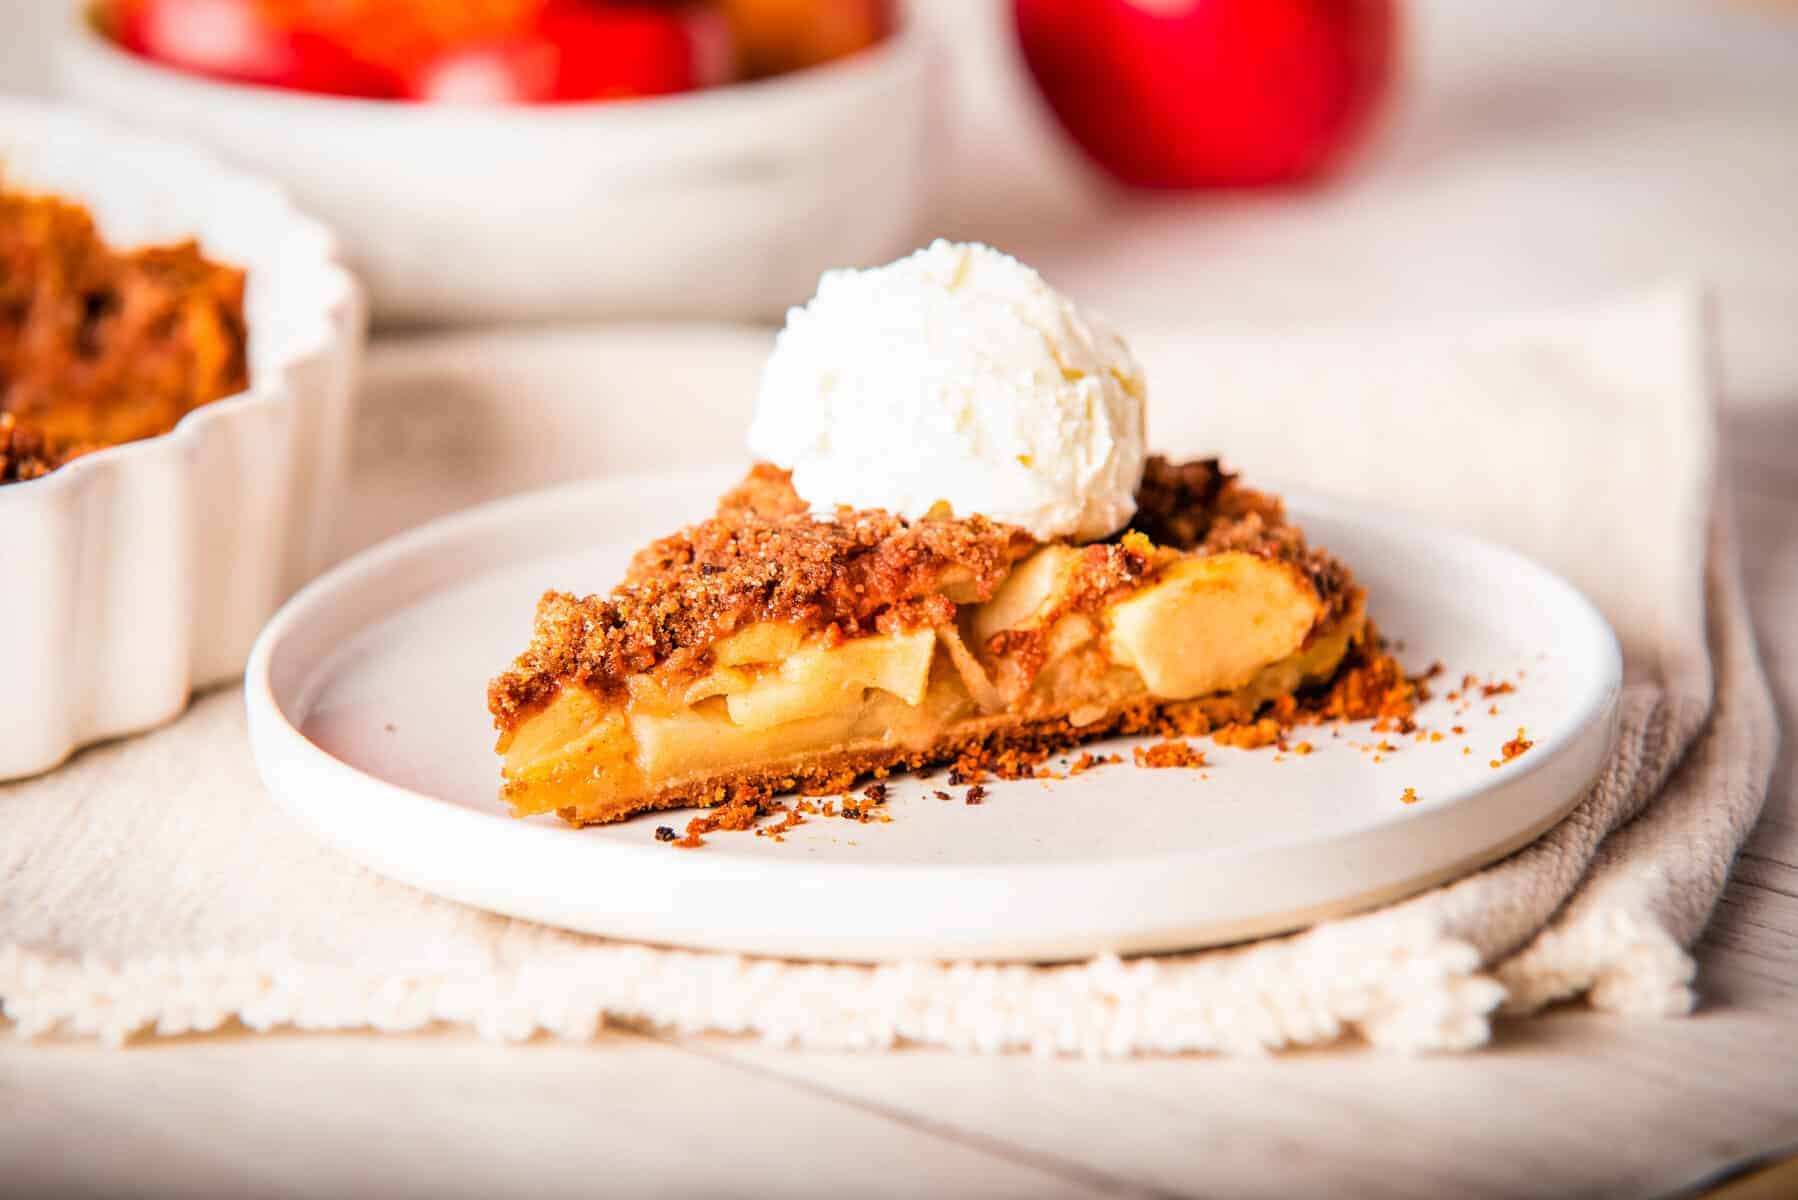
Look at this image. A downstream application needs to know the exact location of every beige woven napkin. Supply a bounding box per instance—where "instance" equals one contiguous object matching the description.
[0,286,1777,1053]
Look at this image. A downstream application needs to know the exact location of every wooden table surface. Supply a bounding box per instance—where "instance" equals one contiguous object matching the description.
[3,2,1795,1197]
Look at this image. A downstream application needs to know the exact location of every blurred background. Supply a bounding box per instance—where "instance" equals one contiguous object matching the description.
[4,0,1794,407]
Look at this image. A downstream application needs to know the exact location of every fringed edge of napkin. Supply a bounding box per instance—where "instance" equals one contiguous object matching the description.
[1,917,1503,1056]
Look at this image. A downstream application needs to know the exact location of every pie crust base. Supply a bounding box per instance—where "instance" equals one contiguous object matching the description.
[517,606,1369,826]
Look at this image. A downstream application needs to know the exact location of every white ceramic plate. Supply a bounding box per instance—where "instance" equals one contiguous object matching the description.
[246,466,1621,962]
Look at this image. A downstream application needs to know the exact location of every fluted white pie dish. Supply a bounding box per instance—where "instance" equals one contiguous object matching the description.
[0,99,364,780]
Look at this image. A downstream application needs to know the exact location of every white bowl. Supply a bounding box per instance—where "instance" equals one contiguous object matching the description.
[56,6,933,327]
[0,98,364,780]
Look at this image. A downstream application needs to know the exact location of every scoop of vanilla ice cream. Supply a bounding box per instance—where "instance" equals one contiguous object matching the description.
[746,240,1148,543]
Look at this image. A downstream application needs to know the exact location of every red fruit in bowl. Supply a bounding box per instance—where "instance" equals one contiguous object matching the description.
[1014,0,1399,188]
[402,33,559,104]
[716,0,889,79]
[545,4,700,99]
[114,0,396,96]
[403,3,702,104]
[289,0,549,81]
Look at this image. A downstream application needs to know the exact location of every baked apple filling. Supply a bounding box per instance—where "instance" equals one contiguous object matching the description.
[486,458,1393,827]
[494,539,1363,824]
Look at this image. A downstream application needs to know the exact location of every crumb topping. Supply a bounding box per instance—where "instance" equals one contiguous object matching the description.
[1133,456,1353,624]
[1492,728,1534,768]
[1,186,248,483]
[1133,740,1208,769]
[489,457,1357,729]
[488,463,1037,725]
[1068,751,1121,775]
[1127,456,1233,547]
[0,412,55,483]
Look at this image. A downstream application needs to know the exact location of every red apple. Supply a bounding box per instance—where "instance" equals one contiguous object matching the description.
[402,35,560,104]
[402,2,701,104]
[1014,0,1399,188]
[115,0,397,96]
[282,0,548,83]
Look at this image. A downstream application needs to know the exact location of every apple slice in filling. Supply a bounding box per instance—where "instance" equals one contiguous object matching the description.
[495,544,1356,824]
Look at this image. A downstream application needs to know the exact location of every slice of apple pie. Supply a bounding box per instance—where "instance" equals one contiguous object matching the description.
[486,456,1409,827]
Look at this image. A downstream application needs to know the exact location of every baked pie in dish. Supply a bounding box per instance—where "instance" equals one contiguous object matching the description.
[486,240,1410,827]
[0,184,249,483]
